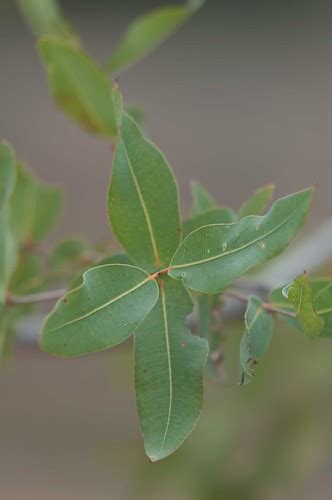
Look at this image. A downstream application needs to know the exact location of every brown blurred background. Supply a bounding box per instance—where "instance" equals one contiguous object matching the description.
[1,1,332,499]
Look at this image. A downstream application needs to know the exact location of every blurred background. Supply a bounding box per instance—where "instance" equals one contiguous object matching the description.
[1,0,332,498]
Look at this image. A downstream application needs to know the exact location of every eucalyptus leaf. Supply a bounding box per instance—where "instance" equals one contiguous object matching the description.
[134,277,208,461]
[239,296,273,385]
[105,1,204,74]
[10,163,62,244]
[169,188,314,293]
[191,180,216,216]
[0,142,16,210]
[50,239,89,272]
[108,112,181,272]
[67,253,134,290]
[9,254,42,295]
[0,307,10,363]
[239,184,275,218]
[270,278,332,337]
[38,37,118,137]
[125,106,145,126]
[17,0,78,42]
[41,264,159,357]
[183,207,237,238]
[287,273,324,338]
[0,143,17,304]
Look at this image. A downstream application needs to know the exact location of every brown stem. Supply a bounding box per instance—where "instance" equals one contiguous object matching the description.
[224,290,296,319]
[6,289,66,306]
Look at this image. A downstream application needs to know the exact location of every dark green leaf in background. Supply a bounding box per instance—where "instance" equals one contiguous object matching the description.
[134,276,208,461]
[16,0,78,42]
[41,264,159,357]
[239,184,275,218]
[0,142,16,210]
[108,112,181,271]
[10,163,62,245]
[125,106,145,127]
[38,37,118,137]
[170,188,314,293]
[50,239,89,273]
[0,143,17,304]
[183,207,237,238]
[190,180,216,216]
[105,1,204,74]
[239,296,273,385]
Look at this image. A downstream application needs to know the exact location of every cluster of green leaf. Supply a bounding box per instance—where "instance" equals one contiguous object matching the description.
[1,0,330,463]
[0,142,62,359]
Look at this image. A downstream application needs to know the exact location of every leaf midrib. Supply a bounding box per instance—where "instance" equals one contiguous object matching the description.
[121,139,160,266]
[172,206,301,270]
[156,284,173,459]
[48,275,152,332]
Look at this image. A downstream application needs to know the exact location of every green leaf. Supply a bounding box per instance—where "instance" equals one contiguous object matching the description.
[10,163,62,244]
[270,278,332,337]
[125,106,145,126]
[108,112,181,272]
[197,293,222,381]
[0,142,16,210]
[0,307,11,363]
[239,184,275,218]
[134,276,208,461]
[183,207,237,239]
[0,143,17,304]
[191,180,216,216]
[38,37,118,137]
[16,0,78,42]
[169,188,314,294]
[50,239,88,272]
[286,273,324,338]
[239,296,273,385]
[9,254,42,295]
[41,264,159,357]
[67,253,134,290]
[105,1,204,74]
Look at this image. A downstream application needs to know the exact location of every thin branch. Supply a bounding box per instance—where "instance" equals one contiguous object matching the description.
[224,290,296,319]
[7,289,66,306]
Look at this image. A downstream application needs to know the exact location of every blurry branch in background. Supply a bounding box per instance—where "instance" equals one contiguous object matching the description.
[15,217,332,345]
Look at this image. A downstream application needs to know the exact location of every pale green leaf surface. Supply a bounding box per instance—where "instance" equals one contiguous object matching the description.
[10,164,62,244]
[134,277,208,461]
[270,278,332,337]
[38,37,117,137]
[287,273,324,338]
[169,188,313,293]
[191,180,216,216]
[108,112,181,271]
[239,296,273,385]
[105,1,203,74]
[239,184,275,218]
[183,207,237,238]
[41,264,159,357]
